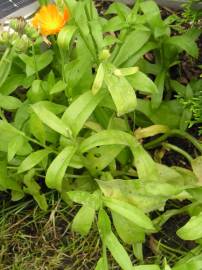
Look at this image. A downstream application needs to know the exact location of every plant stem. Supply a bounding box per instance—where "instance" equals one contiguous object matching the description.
[144,133,169,149]
[171,129,202,154]
[59,47,66,82]
[32,44,39,79]
[162,142,193,164]
[157,240,186,255]
[144,129,202,154]
[22,134,58,154]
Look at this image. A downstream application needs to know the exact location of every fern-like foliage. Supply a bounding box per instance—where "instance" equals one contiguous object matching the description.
[191,90,202,134]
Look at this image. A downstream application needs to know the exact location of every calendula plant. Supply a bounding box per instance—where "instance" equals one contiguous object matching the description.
[0,0,202,269]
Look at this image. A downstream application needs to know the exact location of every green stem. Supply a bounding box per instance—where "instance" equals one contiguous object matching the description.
[22,134,58,154]
[59,47,66,82]
[111,29,128,64]
[144,133,169,149]
[156,240,186,255]
[171,129,202,154]
[32,44,39,79]
[162,142,193,164]
[144,129,202,154]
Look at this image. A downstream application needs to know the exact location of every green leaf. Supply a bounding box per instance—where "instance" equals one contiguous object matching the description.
[84,145,124,173]
[168,34,199,58]
[64,0,77,16]
[134,265,161,270]
[34,194,48,211]
[124,42,157,67]
[27,80,46,103]
[64,57,93,91]
[137,99,183,129]
[173,256,202,270]
[104,71,137,116]
[67,190,91,204]
[57,25,77,50]
[18,149,51,173]
[103,16,126,32]
[34,101,66,115]
[23,170,48,210]
[50,80,67,95]
[30,112,46,145]
[133,144,158,181]
[140,1,169,38]
[164,261,172,270]
[0,48,14,88]
[11,190,24,201]
[95,257,108,270]
[31,102,71,137]
[19,50,53,76]
[8,135,24,161]
[0,153,22,192]
[89,20,104,51]
[0,93,21,110]
[151,70,166,109]
[97,208,111,239]
[62,90,105,137]
[177,212,202,240]
[72,205,95,235]
[0,120,32,155]
[113,30,151,67]
[112,212,145,244]
[128,71,158,94]
[67,190,101,210]
[97,178,183,213]
[191,156,202,185]
[105,232,133,270]
[23,170,40,195]
[0,74,25,95]
[80,130,158,181]
[104,197,155,231]
[79,130,133,153]
[98,209,133,270]
[14,101,30,130]
[170,80,186,96]
[45,145,76,191]
[105,2,130,18]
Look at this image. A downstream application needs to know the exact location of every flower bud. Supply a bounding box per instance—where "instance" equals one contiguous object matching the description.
[9,19,19,31]
[9,17,26,33]
[0,32,10,44]
[99,49,110,62]
[10,32,20,45]
[12,36,30,52]
[92,63,105,95]
[24,24,39,39]
[114,66,139,77]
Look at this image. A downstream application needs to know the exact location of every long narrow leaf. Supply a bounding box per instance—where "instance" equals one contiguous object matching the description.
[32,102,72,137]
[18,149,51,173]
[45,145,76,191]
[104,197,155,231]
[62,90,105,137]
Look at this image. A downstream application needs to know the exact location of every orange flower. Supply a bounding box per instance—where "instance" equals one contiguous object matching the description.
[32,4,69,36]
